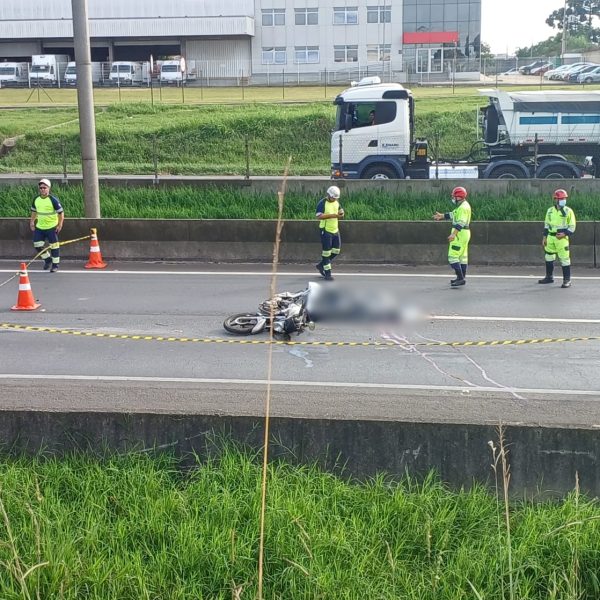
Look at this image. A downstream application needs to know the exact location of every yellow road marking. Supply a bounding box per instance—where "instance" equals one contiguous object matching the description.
[1,323,599,348]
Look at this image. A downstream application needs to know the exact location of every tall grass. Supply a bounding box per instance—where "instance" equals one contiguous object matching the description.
[0,446,599,599]
[1,184,598,221]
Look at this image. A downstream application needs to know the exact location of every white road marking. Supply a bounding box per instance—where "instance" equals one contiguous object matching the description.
[1,269,600,280]
[431,315,600,324]
[1,374,600,397]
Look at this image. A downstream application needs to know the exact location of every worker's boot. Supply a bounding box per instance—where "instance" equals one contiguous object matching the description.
[450,264,465,287]
[43,258,52,271]
[561,265,571,288]
[538,262,554,284]
[315,261,326,277]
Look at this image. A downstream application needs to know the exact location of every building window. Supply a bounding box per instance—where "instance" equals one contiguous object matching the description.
[333,7,358,25]
[295,46,320,64]
[334,45,359,62]
[262,9,285,26]
[262,47,287,65]
[367,5,391,23]
[367,44,391,62]
[295,8,318,25]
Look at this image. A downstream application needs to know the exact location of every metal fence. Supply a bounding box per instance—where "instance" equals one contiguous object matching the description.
[1,55,586,91]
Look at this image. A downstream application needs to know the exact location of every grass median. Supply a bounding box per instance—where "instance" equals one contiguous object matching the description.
[1,184,597,221]
[0,96,485,176]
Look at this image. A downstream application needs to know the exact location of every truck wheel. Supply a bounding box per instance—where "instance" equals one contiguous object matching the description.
[361,165,399,180]
[538,165,576,179]
[488,165,526,179]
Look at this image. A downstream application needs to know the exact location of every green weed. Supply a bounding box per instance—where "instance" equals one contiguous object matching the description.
[1,185,597,221]
[0,448,598,599]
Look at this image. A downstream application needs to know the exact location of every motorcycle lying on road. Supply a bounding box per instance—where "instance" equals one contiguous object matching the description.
[223,279,406,337]
[223,282,317,337]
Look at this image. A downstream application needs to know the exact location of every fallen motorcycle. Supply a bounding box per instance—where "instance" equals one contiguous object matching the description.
[223,282,317,336]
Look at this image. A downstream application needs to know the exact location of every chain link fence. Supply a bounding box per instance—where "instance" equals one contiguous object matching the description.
[1,55,590,92]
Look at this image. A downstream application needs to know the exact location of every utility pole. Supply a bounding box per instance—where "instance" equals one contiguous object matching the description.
[71,0,101,218]
[561,0,568,59]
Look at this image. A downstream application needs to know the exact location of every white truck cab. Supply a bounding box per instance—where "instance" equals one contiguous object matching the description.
[159,59,184,85]
[64,61,77,86]
[0,62,28,86]
[29,55,70,87]
[332,77,600,180]
[109,61,148,86]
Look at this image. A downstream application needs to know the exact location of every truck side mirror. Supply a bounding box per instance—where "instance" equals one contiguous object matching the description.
[344,113,352,133]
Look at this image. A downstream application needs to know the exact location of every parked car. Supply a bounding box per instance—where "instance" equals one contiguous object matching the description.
[564,64,599,82]
[529,62,554,76]
[518,60,547,75]
[558,63,594,80]
[577,65,600,83]
[501,67,519,75]
[544,63,584,80]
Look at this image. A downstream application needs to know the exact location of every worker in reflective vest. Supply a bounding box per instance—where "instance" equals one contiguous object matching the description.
[315,185,344,281]
[30,178,64,273]
[538,188,576,289]
[433,186,472,288]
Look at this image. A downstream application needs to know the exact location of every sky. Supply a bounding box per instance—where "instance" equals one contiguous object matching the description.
[481,0,559,55]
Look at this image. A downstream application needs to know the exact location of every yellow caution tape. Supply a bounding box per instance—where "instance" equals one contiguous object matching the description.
[1,323,599,348]
[0,234,92,289]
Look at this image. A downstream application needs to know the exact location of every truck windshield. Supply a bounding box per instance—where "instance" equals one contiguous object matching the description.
[31,65,50,73]
[334,101,397,130]
[66,67,76,74]
[162,65,179,73]
[0,67,15,75]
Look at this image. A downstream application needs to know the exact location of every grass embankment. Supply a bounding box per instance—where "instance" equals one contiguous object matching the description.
[1,184,598,221]
[1,448,599,599]
[0,95,484,175]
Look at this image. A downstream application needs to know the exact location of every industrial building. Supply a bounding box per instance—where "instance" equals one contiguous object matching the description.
[0,0,481,84]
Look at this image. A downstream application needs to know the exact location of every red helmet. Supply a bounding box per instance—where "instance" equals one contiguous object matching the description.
[452,186,467,199]
[553,189,568,200]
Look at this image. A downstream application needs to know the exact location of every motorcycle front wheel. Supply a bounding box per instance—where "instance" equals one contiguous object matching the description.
[223,313,265,335]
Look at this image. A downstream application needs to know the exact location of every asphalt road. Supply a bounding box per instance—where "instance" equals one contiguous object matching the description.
[1,261,600,427]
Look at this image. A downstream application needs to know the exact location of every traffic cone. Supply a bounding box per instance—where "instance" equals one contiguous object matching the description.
[11,263,40,311]
[85,228,107,269]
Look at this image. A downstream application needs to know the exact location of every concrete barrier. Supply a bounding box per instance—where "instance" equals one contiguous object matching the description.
[1,411,598,497]
[1,218,598,267]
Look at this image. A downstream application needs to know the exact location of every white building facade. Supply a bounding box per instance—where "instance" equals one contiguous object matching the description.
[0,0,481,84]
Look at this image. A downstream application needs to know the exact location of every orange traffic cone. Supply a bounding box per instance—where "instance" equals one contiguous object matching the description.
[11,263,40,311]
[85,228,107,269]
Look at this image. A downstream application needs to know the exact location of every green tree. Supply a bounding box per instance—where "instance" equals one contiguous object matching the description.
[480,41,493,60]
[516,35,562,58]
[546,0,600,42]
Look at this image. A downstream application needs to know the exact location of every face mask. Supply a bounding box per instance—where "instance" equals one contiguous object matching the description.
[557,200,566,208]
[451,198,458,205]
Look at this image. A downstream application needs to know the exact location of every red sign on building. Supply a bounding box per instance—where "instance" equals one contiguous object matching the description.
[402,32,459,44]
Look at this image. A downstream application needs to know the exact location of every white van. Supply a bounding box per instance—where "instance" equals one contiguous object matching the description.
[109,61,149,86]
[29,55,70,86]
[64,61,104,86]
[0,62,28,86]
[159,59,184,85]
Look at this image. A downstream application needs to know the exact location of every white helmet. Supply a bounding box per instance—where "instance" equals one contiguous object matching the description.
[326,185,341,199]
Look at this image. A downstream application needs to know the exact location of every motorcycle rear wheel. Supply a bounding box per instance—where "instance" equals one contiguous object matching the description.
[223,313,265,335]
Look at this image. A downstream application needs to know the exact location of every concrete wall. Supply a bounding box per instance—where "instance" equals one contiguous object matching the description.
[1,410,598,497]
[1,217,598,266]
